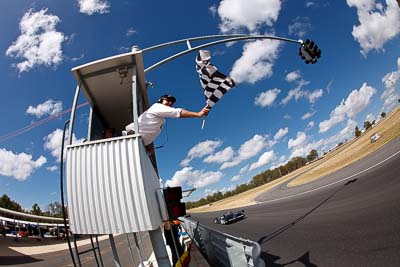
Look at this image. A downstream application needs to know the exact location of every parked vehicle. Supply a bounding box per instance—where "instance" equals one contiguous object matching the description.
[214,210,245,225]
[17,227,28,237]
[370,132,380,143]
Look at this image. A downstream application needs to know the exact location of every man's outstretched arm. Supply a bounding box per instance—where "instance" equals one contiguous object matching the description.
[180,107,209,118]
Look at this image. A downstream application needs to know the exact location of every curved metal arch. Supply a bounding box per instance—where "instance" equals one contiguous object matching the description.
[142,34,302,73]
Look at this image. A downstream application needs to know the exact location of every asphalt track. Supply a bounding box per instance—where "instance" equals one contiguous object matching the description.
[1,138,399,266]
[191,137,400,266]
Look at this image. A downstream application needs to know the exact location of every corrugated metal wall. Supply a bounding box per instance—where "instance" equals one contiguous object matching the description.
[66,136,163,234]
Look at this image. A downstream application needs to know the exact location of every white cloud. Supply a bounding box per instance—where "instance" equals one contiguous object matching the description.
[347,0,400,56]
[288,17,312,38]
[126,27,136,37]
[220,134,271,170]
[249,150,275,170]
[274,127,289,141]
[254,88,281,107]
[46,165,58,172]
[204,147,234,164]
[230,39,281,84]
[217,0,281,33]
[0,148,46,181]
[288,131,307,149]
[290,139,323,158]
[308,89,323,103]
[301,111,315,120]
[239,164,249,174]
[281,79,310,105]
[306,121,315,131]
[291,119,357,158]
[26,99,63,118]
[284,114,292,119]
[181,140,222,166]
[6,9,65,73]
[286,70,301,82]
[209,5,218,17]
[77,0,110,15]
[365,113,375,122]
[43,129,84,162]
[319,82,376,133]
[321,119,357,151]
[165,166,223,188]
[230,175,241,182]
[381,57,400,112]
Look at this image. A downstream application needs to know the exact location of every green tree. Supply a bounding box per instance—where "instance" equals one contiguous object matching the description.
[47,201,63,217]
[355,126,361,137]
[0,194,23,212]
[31,203,42,216]
[364,121,372,130]
[380,112,386,118]
[306,149,318,162]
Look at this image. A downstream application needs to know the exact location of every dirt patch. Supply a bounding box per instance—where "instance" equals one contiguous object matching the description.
[190,107,400,213]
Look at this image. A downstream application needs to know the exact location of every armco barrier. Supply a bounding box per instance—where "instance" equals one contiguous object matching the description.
[180,217,265,267]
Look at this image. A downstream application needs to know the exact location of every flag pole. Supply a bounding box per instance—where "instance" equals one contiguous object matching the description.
[201,104,210,129]
[201,117,206,129]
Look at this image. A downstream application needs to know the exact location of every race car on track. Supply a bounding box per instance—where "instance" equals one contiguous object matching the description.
[214,210,245,225]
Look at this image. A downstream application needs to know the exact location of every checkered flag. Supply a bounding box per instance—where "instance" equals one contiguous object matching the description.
[195,50,235,128]
[195,50,235,108]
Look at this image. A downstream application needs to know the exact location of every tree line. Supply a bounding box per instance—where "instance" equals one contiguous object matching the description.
[0,194,64,219]
[186,149,319,209]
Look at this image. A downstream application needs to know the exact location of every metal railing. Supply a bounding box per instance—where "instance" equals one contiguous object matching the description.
[180,217,265,267]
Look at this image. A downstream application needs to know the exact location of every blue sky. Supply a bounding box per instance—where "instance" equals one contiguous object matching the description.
[0,0,399,210]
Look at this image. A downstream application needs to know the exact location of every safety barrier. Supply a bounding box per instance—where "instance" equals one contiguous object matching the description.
[180,217,265,267]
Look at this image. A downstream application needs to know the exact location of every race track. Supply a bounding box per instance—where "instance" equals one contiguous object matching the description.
[191,137,400,266]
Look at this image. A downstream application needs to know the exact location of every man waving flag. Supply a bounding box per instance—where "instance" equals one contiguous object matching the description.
[195,49,236,128]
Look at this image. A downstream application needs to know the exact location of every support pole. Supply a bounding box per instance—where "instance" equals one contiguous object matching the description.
[149,227,171,267]
[109,234,121,267]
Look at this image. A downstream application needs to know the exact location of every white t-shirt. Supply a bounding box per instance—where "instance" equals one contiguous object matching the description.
[126,103,182,145]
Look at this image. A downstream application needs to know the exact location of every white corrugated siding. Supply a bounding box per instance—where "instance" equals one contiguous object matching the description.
[66,136,163,234]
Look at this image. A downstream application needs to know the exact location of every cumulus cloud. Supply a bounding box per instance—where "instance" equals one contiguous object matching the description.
[217,0,281,33]
[347,0,400,56]
[288,17,312,38]
[165,166,223,188]
[319,83,376,133]
[0,148,46,181]
[274,127,289,141]
[6,9,65,73]
[230,39,281,83]
[306,121,315,131]
[230,175,241,182]
[288,131,307,149]
[181,140,222,166]
[26,99,63,118]
[204,147,234,164]
[301,111,316,120]
[77,0,110,15]
[286,70,301,82]
[220,134,273,170]
[308,89,324,103]
[249,150,275,170]
[254,88,281,107]
[381,57,400,112]
[291,119,357,158]
[281,79,309,105]
[365,113,375,122]
[209,5,218,17]
[46,165,58,172]
[43,129,84,162]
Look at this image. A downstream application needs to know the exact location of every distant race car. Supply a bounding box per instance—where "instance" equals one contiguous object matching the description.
[214,210,245,225]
